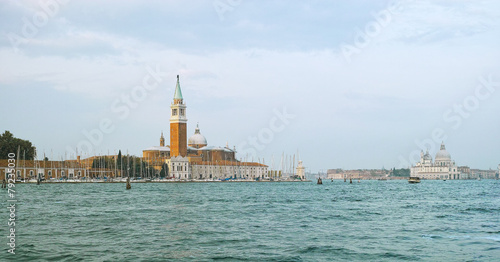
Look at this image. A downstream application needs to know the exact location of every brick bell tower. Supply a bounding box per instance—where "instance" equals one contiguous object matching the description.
[170,75,187,157]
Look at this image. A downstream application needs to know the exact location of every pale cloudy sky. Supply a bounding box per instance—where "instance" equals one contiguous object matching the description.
[1,0,499,172]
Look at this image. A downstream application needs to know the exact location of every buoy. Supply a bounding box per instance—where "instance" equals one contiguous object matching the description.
[126,177,131,190]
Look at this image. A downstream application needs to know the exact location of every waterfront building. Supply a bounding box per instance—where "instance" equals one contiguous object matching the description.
[327,168,390,180]
[296,161,305,180]
[0,159,87,181]
[167,156,190,180]
[142,75,267,180]
[410,142,465,180]
[470,168,497,179]
[457,166,471,179]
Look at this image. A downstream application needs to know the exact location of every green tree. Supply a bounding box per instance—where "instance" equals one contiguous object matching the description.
[0,131,36,159]
[390,168,410,177]
[117,150,122,170]
[159,163,168,178]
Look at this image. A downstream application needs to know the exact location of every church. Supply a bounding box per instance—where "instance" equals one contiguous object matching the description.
[142,75,268,180]
[410,142,468,180]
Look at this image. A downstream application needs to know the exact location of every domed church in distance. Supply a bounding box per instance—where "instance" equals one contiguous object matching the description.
[410,142,469,180]
[142,75,267,180]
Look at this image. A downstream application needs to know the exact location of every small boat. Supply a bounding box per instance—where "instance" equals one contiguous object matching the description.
[317,177,322,184]
[408,177,421,183]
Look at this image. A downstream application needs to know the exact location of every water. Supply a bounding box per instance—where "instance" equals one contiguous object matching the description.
[1,180,499,261]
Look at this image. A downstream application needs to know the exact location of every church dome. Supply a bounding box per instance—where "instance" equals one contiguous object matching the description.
[435,142,451,160]
[188,124,207,148]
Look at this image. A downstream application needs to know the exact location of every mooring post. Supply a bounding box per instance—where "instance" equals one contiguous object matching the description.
[126,177,131,190]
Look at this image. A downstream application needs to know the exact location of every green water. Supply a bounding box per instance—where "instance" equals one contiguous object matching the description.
[1,180,499,261]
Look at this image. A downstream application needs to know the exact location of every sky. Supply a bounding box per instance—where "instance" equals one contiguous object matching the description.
[1,0,499,172]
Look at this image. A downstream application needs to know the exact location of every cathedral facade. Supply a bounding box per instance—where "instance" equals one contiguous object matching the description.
[143,75,268,180]
[410,142,466,180]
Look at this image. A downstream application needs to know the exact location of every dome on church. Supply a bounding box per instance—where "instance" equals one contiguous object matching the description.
[188,124,207,148]
[435,142,451,161]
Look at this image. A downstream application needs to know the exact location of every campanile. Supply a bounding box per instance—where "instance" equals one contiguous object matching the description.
[170,75,187,157]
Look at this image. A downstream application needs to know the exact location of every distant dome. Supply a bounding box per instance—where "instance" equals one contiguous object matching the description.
[188,124,207,148]
[189,134,207,145]
[435,142,451,161]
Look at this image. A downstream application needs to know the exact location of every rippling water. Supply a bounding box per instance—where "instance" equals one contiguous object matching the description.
[1,180,499,261]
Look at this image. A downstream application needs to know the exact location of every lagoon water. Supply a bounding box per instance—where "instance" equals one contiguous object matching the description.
[1,180,499,261]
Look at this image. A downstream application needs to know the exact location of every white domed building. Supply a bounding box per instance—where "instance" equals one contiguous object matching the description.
[188,124,207,149]
[411,142,462,180]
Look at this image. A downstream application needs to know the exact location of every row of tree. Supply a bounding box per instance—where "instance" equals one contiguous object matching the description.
[389,168,410,177]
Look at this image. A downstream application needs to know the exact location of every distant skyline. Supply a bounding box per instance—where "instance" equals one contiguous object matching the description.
[1,0,499,172]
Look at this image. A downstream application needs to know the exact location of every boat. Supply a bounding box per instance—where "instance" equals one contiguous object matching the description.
[317,177,322,184]
[408,177,421,183]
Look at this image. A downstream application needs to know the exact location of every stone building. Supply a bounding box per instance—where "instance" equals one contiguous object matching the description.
[410,142,465,180]
[142,75,267,180]
[296,161,305,180]
[0,159,87,181]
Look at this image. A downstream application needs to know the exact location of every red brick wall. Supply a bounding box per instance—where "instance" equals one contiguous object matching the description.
[170,122,187,157]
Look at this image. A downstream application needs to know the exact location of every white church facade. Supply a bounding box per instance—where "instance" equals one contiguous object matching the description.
[411,142,464,180]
